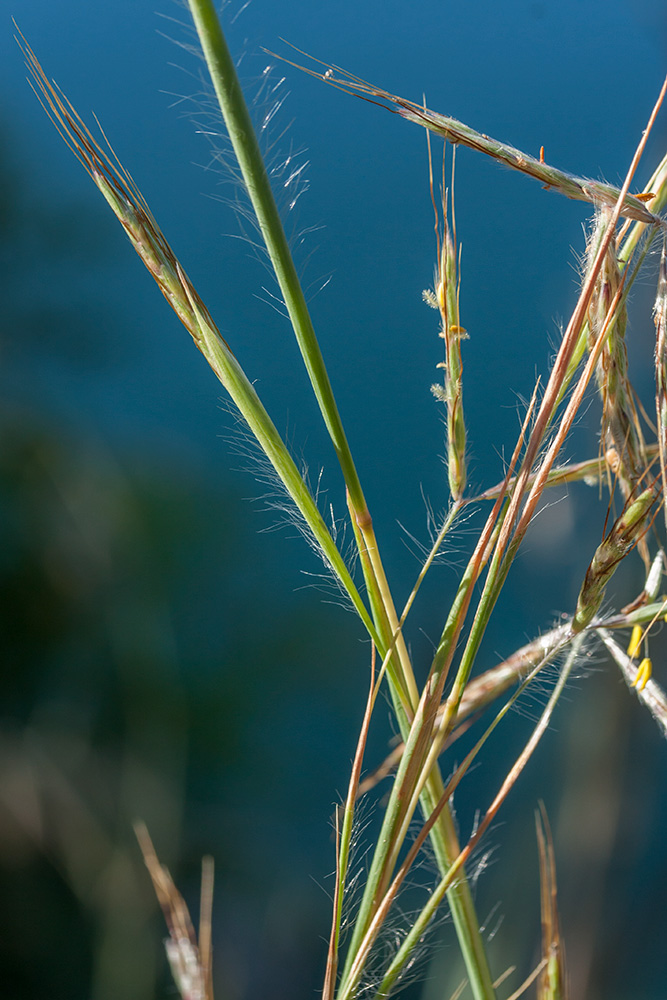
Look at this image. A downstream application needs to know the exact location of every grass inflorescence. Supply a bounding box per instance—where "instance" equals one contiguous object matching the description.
[17,7,667,1000]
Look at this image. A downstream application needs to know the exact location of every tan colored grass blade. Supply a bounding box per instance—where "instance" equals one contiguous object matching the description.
[322,648,376,1000]
[536,804,567,1000]
[654,241,667,532]
[504,960,548,1000]
[199,856,215,1000]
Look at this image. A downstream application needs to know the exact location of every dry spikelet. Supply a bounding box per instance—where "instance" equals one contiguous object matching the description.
[135,823,214,1000]
[654,240,667,530]
[573,484,658,632]
[584,209,642,496]
[274,48,663,225]
[427,143,467,499]
[536,804,568,1000]
[16,29,231,364]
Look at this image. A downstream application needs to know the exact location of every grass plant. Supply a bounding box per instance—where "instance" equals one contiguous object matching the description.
[16,5,667,999]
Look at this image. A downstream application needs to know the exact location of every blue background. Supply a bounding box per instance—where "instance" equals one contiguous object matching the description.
[1,1,667,998]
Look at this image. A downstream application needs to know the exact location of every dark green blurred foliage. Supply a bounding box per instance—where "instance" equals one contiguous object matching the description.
[0,405,367,999]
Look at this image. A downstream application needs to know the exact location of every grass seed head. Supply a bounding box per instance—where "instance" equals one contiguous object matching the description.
[585,209,641,493]
[573,484,658,632]
[654,241,667,530]
[18,34,231,362]
[429,188,467,500]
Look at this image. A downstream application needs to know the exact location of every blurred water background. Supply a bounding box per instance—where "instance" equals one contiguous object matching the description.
[1,1,667,998]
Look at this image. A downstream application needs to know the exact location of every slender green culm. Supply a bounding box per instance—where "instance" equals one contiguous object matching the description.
[186,0,369,521]
[186,0,423,772]
[185,10,499,998]
[185,4,425,725]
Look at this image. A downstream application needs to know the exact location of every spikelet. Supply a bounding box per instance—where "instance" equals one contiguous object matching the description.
[18,31,378,631]
[573,484,658,632]
[19,34,226,360]
[654,240,667,530]
[536,805,568,1000]
[427,149,467,499]
[584,209,642,497]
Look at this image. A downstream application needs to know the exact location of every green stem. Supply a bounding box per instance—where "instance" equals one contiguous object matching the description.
[182,277,380,642]
[375,636,581,998]
[339,531,498,999]
[187,8,495,994]
[187,0,368,519]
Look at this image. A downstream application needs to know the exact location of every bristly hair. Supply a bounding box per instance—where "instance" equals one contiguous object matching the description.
[217,396,360,610]
[158,4,323,303]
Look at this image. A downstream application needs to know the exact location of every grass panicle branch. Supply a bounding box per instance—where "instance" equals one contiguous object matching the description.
[272,47,666,227]
[423,148,662,753]
[655,240,667,529]
[373,637,583,999]
[426,141,467,500]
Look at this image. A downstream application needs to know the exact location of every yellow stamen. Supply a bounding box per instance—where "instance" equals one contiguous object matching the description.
[627,624,643,658]
[633,657,652,691]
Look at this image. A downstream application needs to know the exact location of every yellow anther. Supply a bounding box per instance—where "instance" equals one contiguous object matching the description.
[449,325,467,335]
[436,280,446,312]
[633,657,652,691]
[627,624,643,658]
